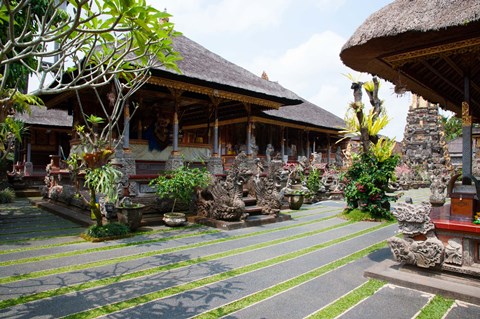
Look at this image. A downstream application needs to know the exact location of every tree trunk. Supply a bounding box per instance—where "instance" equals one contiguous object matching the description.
[351,82,371,153]
[89,187,103,227]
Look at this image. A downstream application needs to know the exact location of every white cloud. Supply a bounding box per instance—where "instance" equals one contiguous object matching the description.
[247,31,347,95]
[310,0,347,12]
[156,0,293,36]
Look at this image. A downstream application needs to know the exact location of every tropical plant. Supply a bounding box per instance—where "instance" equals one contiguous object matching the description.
[0,187,15,203]
[0,0,180,97]
[0,0,181,184]
[70,115,123,226]
[306,166,322,195]
[342,153,399,220]
[149,163,212,213]
[440,115,462,142]
[0,117,26,162]
[84,222,130,240]
[341,75,399,219]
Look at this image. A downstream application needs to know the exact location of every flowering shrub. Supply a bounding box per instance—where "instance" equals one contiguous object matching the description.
[342,153,399,220]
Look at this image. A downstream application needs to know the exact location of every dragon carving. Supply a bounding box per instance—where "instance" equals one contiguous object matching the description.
[387,202,444,268]
[196,152,252,221]
[254,159,289,216]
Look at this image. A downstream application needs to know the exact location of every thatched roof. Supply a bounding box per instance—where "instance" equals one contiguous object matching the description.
[340,0,480,119]
[343,0,480,50]
[153,35,301,105]
[15,107,72,127]
[263,98,345,131]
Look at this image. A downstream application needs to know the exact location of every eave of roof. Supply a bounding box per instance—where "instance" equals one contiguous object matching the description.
[15,107,73,127]
[340,0,480,117]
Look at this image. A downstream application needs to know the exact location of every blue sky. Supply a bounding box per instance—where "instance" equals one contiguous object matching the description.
[153,0,413,140]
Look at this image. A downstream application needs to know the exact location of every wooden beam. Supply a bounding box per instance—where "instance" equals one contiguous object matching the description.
[443,56,480,96]
[420,60,464,95]
[147,77,283,109]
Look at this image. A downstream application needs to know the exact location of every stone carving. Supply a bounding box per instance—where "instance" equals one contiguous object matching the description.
[254,159,288,216]
[388,202,444,268]
[196,152,252,221]
[444,238,463,266]
[265,144,274,163]
[335,146,343,167]
[401,96,453,189]
[388,237,444,268]
[392,202,435,235]
[429,170,449,206]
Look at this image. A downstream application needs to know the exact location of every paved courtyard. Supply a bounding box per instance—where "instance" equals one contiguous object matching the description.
[0,189,479,318]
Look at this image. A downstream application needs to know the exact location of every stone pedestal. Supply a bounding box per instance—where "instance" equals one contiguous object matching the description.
[165,154,184,171]
[207,156,223,175]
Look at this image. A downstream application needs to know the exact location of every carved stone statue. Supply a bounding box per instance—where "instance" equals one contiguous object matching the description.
[265,144,274,163]
[429,170,448,206]
[388,202,444,268]
[335,146,343,167]
[254,159,289,216]
[196,152,251,221]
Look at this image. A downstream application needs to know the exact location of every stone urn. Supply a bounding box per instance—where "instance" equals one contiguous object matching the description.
[163,212,187,226]
[288,195,304,210]
[116,197,145,231]
[284,183,309,210]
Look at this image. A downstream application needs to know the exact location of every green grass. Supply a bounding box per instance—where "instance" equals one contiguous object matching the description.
[0,219,355,308]
[416,295,455,319]
[339,208,393,222]
[1,221,391,313]
[61,224,391,319]
[0,224,203,255]
[194,244,388,319]
[0,213,338,267]
[306,279,386,319]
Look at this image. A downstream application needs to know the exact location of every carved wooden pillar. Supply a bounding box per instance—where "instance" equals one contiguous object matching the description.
[172,109,179,155]
[123,101,130,150]
[245,104,252,157]
[281,126,285,160]
[166,89,184,170]
[207,98,223,174]
[462,74,472,182]
[306,131,310,158]
[327,134,331,165]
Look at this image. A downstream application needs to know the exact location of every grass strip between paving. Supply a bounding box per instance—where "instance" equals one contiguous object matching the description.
[0,225,83,237]
[415,295,455,319]
[304,279,386,319]
[0,224,205,254]
[0,211,339,266]
[194,248,387,319]
[0,219,356,309]
[0,229,220,266]
[60,223,392,319]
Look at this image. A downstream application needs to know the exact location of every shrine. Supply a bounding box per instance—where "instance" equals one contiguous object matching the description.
[340,0,480,278]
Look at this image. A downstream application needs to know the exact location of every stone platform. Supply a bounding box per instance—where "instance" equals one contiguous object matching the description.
[188,213,292,230]
[365,258,480,305]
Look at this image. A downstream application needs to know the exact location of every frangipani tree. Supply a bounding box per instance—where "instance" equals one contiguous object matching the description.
[0,0,180,180]
[1,0,182,225]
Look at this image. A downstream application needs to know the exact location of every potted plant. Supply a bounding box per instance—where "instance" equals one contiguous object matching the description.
[149,163,211,226]
[282,161,310,209]
[72,115,123,226]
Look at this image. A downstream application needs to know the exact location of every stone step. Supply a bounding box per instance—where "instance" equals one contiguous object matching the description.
[14,188,42,198]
